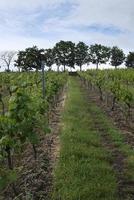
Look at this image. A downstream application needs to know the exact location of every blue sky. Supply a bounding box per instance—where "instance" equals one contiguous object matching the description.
[0,0,134,52]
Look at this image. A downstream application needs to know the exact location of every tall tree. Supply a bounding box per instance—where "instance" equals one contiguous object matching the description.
[0,51,16,72]
[66,41,75,70]
[15,50,26,71]
[75,42,89,71]
[53,46,61,72]
[90,44,111,69]
[53,41,75,72]
[15,46,45,71]
[110,46,125,68]
[126,52,134,68]
[44,48,54,71]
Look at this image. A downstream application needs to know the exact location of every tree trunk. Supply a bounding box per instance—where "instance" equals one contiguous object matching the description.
[6,146,13,170]
[18,67,21,72]
[36,68,38,72]
[48,66,52,71]
[96,62,99,70]
[63,65,66,72]
[7,64,10,72]
[80,65,82,71]
[57,65,60,72]
[33,144,37,160]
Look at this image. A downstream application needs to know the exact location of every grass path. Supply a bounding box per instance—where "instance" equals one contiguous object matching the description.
[52,77,134,200]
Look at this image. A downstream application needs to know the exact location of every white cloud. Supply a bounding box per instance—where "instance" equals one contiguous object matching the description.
[0,0,66,10]
[0,35,55,51]
[0,0,133,53]
[70,0,134,32]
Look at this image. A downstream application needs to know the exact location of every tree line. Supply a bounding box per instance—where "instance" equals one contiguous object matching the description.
[0,41,134,72]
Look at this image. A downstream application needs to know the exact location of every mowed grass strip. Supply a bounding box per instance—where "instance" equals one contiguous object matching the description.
[86,98,134,198]
[52,77,118,200]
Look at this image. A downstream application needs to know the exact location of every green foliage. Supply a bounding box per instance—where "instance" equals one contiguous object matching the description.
[0,71,68,191]
[0,168,17,190]
[75,42,89,71]
[0,116,16,147]
[8,88,39,145]
[15,46,45,71]
[53,40,75,71]
[110,46,125,68]
[78,69,134,110]
[44,48,54,70]
[126,52,134,68]
[89,44,111,69]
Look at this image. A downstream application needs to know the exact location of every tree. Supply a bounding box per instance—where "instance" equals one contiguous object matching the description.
[15,50,26,71]
[89,44,111,69]
[53,46,61,72]
[0,51,16,72]
[126,52,134,68]
[75,42,89,71]
[110,46,125,68]
[44,48,54,71]
[53,41,75,72]
[66,41,75,70]
[15,46,45,71]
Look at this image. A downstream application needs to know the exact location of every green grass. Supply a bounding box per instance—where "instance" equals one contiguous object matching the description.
[52,77,118,200]
[52,77,134,200]
[87,98,134,184]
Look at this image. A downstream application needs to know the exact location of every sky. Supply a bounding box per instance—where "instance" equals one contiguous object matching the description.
[0,0,134,52]
[0,0,134,71]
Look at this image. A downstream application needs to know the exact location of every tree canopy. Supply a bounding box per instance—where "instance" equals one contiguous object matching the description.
[89,44,111,69]
[126,52,134,68]
[44,48,54,70]
[75,42,89,71]
[15,46,45,71]
[110,46,125,68]
[53,41,75,71]
[13,41,133,71]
